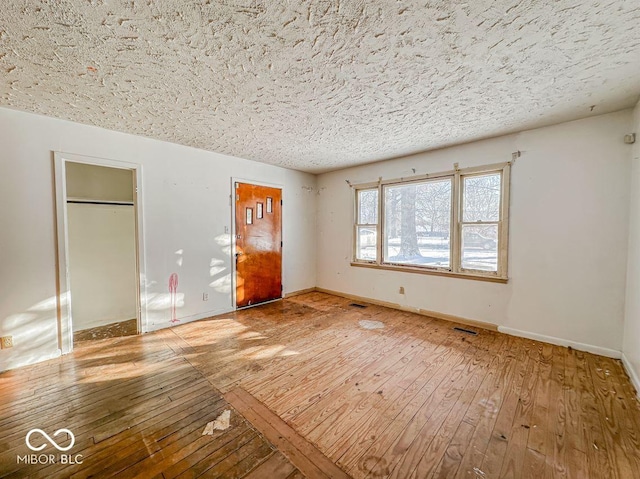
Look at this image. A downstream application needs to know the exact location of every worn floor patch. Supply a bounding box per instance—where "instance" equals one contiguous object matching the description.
[358,319,385,330]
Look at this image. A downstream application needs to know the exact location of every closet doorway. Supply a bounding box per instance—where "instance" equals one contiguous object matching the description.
[54,153,146,353]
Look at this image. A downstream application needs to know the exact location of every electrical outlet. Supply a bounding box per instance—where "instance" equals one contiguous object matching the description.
[399,286,405,294]
[203,293,209,301]
[1,336,13,349]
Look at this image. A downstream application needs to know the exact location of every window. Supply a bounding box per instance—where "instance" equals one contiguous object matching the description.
[384,179,452,268]
[461,173,501,272]
[353,162,510,281]
[355,189,378,261]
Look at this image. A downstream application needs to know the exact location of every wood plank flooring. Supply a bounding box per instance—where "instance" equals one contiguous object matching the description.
[0,332,302,478]
[2,291,640,478]
[171,292,640,479]
[225,387,350,479]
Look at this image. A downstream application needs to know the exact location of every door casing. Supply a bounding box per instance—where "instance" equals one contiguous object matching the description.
[54,152,147,354]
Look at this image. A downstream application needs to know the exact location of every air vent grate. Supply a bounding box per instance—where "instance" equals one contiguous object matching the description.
[453,327,478,336]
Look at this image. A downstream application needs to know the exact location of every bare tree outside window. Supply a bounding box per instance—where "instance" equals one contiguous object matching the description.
[352,163,509,280]
[384,179,452,267]
[358,190,378,224]
[463,174,500,222]
[399,184,420,259]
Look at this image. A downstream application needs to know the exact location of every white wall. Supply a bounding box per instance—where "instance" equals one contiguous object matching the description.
[67,203,137,331]
[0,105,633,373]
[66,161,134,202]
[0,107,317,372]
[623,99,640,394]
[317,110,633,356]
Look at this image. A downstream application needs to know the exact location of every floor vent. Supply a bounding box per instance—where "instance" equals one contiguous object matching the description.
[453,327,478,335]
[349,303,367,308]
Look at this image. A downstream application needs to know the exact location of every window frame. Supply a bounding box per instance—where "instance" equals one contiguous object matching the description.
[382,175,454,272]
[353,187,380,264]
[352,162,511,282]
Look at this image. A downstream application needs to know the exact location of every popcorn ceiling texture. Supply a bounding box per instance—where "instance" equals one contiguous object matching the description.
[1,1,639,173]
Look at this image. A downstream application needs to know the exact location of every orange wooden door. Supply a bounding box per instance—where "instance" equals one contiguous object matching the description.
[235,182,282,308]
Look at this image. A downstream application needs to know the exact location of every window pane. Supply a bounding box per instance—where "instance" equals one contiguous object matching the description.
[356,226,377,261]
[463,173,501,222]
[358,189,378,224]
[384,179,451,267]
[461,225,498,271]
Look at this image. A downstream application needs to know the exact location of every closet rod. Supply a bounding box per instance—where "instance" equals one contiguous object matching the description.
[67,200,134,206]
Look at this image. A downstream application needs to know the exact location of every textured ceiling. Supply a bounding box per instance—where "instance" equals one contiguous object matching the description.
[1,1,639,173]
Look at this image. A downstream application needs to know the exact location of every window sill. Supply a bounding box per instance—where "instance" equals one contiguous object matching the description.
[350,261,508,284]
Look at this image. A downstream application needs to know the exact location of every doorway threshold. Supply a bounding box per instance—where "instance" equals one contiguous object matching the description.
[236,297,283,311]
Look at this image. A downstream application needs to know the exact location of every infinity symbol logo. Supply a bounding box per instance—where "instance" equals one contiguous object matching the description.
[26,429,75,452]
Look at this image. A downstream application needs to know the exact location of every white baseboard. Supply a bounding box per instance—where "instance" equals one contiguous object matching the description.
[146,307,233,332]
[316,287,498,332]
[283,287,317,298]
[315,288,623,359]
[621,353,640,400]
[498,326,621,359]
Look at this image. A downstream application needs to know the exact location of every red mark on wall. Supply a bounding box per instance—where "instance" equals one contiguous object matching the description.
[169,273,179,323]
[87,66,97,73]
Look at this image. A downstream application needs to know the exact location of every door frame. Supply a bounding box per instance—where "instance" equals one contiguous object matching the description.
[230,177,283,310]
[54,151,148,355]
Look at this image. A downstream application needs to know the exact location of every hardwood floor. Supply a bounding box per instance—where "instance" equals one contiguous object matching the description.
[172,292,640,478]
[1,292,639,478]
[225,387,349,479]
[0,333,302,478]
